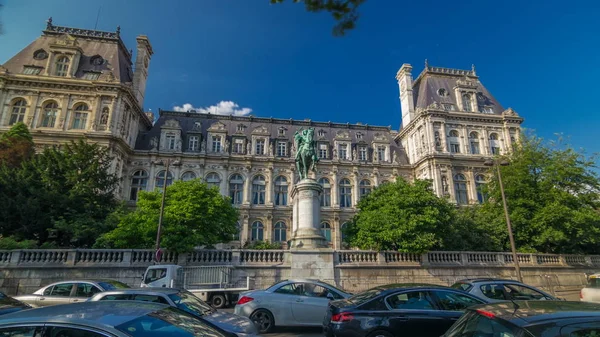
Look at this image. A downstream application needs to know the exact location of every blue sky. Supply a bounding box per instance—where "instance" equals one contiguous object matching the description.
[1,0,599,156]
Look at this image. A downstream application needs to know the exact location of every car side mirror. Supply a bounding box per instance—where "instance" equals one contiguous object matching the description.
[326,293,335,300]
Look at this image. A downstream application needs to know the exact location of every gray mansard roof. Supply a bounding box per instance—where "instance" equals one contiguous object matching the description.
[135,111,409,165]
[412,65,505,114]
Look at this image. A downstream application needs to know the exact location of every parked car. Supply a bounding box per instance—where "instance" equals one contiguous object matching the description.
[14,279,129,307]
[89,288,258,336]
[443,300,600,337]
[451,278,558,302]
[234,279,352,333]
[0,300,235,337]
[580,272,600,302]
[0,292,31,316]
[323,283,489,337]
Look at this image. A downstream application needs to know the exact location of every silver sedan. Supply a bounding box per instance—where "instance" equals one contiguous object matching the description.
[14,279,129,307]
[234,279,352,333]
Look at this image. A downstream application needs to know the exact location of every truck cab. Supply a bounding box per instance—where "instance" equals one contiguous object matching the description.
[141,265,184,288]
[581,273,600,303]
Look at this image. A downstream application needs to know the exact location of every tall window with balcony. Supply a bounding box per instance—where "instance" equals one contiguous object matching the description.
[318,144,328,159]
[454,173,468,205]
[181,171,196,181]
[252,175,266,205]
[251,221,264,241]
[475,175,487,203]
[359,180,372,198]
[448,130,461,153]
[469,132,480,154]
[211,135,221,153]
[41,101,59,127]
[155,170,173,190]
[358,146,367,161]
[489,133,500,155]
[256,139,265,155]
[55,56,70,77]
[205,172,221,189]
[129,170,148,201]
[277,141,287,157]
[462,93,472,112]
[233,139,244,154]
[274,221,287,242]
[9,99,26,126]
[377,146,386,161]
[166,134,176,150]
[188,136,199,151]
[339,179,352,208]
[274,176,288,206]
[229,174,244,205]
[321,222,332,242]
[338,143,347,160]
[319,178,331,207]
[71,104,88,129]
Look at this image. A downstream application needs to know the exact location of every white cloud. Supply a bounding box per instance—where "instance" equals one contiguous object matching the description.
[173,101,252,116]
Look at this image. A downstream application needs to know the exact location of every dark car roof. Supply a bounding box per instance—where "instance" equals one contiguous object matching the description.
[0,301,168,327]
[455,278,519,284]
[470,301,600,325]
[96,287,182,295]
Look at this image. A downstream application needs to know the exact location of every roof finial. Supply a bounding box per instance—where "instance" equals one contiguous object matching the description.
[116,25,121,36]
[471,64,476,75]
[46,17,53,30]
[425,58,429,69]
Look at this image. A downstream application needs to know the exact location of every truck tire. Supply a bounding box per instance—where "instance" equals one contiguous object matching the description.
[211,294,227,309]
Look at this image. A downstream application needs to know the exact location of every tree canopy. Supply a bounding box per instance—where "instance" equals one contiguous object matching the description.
[271,0,365,36]
[0,122,34,168]
[95,179,239,253]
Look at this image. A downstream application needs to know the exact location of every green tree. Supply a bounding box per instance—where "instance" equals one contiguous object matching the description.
[478,133,600,254]
[270,0,365,36]
[345,177,454,252]
[0,140,119,247]
[95,179,239,253]
[442,205,504,252]
[0,122,34,168]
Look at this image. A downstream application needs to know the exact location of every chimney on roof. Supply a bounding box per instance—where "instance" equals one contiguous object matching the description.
[132,35,154,107]
[396,63,415,129]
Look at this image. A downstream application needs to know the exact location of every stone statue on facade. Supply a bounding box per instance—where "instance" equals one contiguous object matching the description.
[352,149,357,161]
[150,136,158,150]
[200,139,206,152]
[393,151,399,163]
[247,142,252,155]
[294,128,319,180]
[269,143,274,156]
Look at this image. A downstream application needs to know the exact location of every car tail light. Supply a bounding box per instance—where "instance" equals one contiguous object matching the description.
[237,296,254,305]
[580,290,583,300]
[476,309,496,319]
[331,312,354,323]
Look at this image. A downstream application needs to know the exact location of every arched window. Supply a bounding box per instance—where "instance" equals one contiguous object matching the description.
[274,221,287,242]
[155,170,174,190]
[341,222,350,243]
[181,171,196,182]
[462,93,472,112]
[321,222,332,242]
[71,103,89,129]
[489,133,500,155]
[9,99,27,126]
[359,180,372,198]
[251,221,264,241]
[339,179,352,208]
[252,175,266,205]
[41,101,59,128]
[454,174,468,205]
[448,130,460,153]
[229,174,244,205]
[130,170,148,201]
[205,172,221,188]
[469,131,480,154]
[55,56,70,77]
[233,222,241,241]
[319,178,331,207]
[475,175,487,204]
[274,176,288,206]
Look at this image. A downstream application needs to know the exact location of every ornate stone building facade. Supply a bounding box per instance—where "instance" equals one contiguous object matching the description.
[0,22,523,249]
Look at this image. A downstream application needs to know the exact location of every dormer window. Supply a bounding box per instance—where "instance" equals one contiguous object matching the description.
[55,56,70,77]
[461,93,472,112]
[212,135,222,152]
[377,146,386,162]
[256,139,266,155]
[356,132,363,140]
[442,103,455,111]
[33,49,48,60]
[23,66,42,75]
[318,143,328,159]
[278,127,286,136]
[237,124,245,132]
[437,88,449,97]
[482,107,494,114]
[82,71,101,80]
[90,55,104,66]
[318,130,325,137]
[166,133,176,150]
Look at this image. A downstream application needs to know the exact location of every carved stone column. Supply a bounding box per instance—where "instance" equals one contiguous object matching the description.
[289,179,327,249]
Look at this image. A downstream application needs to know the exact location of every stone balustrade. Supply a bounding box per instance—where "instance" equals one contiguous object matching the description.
[0,249,599,269]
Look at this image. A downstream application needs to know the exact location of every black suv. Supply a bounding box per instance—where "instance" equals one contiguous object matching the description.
[443,301,600,337]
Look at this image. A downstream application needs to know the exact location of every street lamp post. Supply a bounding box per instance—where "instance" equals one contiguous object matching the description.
[484,159,523,283]
[155,159,170,262]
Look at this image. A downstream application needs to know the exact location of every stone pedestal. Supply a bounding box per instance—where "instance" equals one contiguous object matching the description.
[289,179,328,249]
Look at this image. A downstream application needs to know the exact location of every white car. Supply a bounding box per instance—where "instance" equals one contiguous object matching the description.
[581,273,600,302]
[234,279,352,333]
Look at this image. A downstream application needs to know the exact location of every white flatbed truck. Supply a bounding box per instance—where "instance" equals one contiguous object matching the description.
[141,264,252,309]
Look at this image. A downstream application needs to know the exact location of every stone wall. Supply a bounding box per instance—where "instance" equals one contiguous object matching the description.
[0,249,597,300]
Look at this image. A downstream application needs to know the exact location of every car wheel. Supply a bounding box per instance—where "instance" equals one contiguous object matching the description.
[211,294,227,309]
[250,309,275,333]
[368,330,393,337]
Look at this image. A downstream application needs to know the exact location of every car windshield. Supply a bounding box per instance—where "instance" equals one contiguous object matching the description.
[451,282,473,292]
[99,281,130,290]
[168,292,215,316]
[115,307,225,337]
[347,288,382,305]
